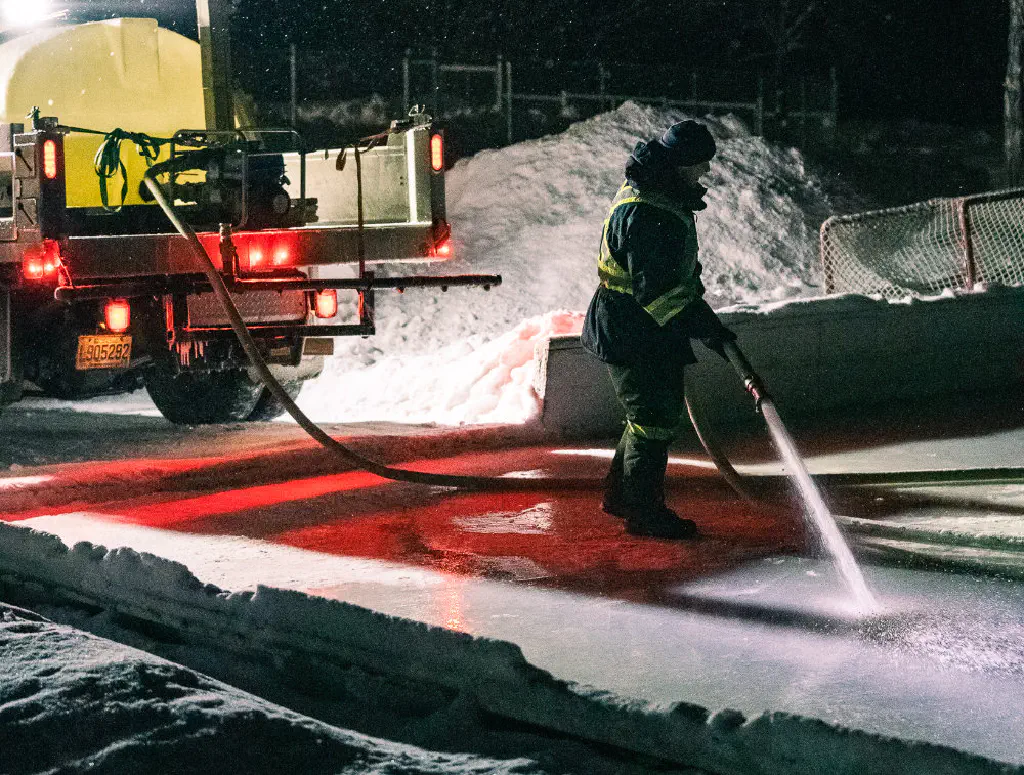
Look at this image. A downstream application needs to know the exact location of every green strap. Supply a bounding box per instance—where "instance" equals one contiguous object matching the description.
[91,128,171,213]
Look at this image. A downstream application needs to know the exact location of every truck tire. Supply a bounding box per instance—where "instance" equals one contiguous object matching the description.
[246,380,303,422]
[144,365,263,424]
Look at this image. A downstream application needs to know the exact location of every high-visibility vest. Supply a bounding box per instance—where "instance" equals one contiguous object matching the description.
[597,183,702,326]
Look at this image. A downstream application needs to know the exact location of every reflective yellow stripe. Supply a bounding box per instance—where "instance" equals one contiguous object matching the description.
[596,183,700,303]
[598,211,632,293]
[626,420,677,441]
[643,283,699,326]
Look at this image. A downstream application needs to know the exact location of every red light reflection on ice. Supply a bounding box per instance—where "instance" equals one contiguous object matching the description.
[107,470,384,527]
[0,446,806,603]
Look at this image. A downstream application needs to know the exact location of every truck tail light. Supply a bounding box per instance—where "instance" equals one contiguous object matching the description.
[104,299,131,333]
[432,237,453,258]
[235,233,297,272]
[43,139,59,179]
[430,134,443,172]
[22,240,61,280]
[314,289,338,318]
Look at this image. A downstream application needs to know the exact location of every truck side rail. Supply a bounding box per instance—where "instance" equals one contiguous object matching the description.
[60,221,449,281]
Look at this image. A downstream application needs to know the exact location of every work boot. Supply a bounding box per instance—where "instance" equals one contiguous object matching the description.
[623,504,699,540]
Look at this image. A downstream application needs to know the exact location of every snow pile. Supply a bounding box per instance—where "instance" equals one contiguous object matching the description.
[297,102,843,426]
[300,310,582,424]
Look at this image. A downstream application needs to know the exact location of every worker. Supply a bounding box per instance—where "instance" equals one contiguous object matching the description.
[581,119,736,540]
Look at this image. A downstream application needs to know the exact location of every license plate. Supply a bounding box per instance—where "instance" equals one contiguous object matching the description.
[76,335,132,370]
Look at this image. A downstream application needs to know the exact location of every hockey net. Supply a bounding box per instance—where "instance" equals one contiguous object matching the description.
[820,188,1024,298]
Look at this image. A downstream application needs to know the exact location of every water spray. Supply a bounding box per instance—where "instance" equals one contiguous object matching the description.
[721,341,878,612]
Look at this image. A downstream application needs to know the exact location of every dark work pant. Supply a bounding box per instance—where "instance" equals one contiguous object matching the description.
[605,356,687,506]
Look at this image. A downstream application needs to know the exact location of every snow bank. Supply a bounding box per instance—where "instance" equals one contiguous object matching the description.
[299,102,844,425]
[300,310,582,424]
[0,604,543,775]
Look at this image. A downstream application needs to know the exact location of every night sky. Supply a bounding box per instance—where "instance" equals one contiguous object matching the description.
[63,0,1010,128]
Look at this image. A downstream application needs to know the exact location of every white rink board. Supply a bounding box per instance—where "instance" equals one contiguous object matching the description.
[537,287,1024,439]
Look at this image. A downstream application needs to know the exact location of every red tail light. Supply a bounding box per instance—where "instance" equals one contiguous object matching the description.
[234,233,297,272]
[430,134,443,172]
[24,257,46,280]
[314,289,338,319]
[23,240,61,280]
[104,299,131,333]
[43,139,58,179]
[433,237,453,258]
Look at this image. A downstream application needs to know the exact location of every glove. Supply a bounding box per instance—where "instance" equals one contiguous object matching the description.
[683,299,736,360]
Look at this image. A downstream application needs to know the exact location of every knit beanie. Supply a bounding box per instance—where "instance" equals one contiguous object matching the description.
[654,120,717,166]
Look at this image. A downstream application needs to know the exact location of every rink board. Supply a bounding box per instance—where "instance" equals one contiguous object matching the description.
[536,287,1024,439]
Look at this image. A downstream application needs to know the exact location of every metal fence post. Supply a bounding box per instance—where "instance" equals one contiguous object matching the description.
[829,66,839,134]
[959,198,977,290]
[755,76,765,136]
[800,77,807,145]
[495,55,504,112]
[505,59,513,144]
[289,43,297,128]
[402,49,411,114]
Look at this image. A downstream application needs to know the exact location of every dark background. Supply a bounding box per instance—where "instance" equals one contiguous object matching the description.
[68,0,1009,127]
[58,1,1013,204]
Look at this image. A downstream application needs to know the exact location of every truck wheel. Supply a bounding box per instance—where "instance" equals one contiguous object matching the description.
[144,366,263,424]
[246,380,303,422]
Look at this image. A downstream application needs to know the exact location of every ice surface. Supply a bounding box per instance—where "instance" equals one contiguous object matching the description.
[2,518,1019,773]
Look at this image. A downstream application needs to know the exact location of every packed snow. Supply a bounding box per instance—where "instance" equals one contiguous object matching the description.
[0,603,547,775]
[296,102,846,425]
[3,516,1021,772]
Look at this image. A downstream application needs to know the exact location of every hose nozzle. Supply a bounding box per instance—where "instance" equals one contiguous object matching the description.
[742,377,768,411]
[723,341,771,412]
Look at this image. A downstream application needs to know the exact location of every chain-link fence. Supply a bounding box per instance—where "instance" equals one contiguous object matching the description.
[820,189,1024,297]
[231,45,838,159]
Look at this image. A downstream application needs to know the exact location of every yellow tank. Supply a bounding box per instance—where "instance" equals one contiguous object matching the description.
[0,18,206,208]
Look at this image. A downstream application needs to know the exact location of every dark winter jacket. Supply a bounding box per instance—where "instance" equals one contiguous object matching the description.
[581,140,709,365]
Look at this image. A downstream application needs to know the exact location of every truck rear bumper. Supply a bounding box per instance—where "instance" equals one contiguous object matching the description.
[54,272,501,301]
[54,272,502,340]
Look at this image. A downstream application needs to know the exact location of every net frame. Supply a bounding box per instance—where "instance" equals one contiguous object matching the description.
[820,188,1024,297]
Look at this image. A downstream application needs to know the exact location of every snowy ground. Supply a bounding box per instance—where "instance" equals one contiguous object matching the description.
[0,603,550,775]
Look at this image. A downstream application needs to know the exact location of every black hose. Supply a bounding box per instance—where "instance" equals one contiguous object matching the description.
[684,385,755,502]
